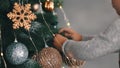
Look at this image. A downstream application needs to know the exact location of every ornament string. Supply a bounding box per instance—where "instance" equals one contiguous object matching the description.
[28,31,39,61]
[41,12,55,36]
[1,27,7,68]
[13,31,18,42]
[38,0,54,36]
[41,32,48,47]
[40,8,63,49]
[58,5,86,67]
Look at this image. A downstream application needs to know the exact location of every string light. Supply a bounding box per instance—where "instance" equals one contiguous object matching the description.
[67,22,71,27]
[1,28,7,68]
[1,52,3,56]
[28,31,39,61]
[59,5,71,28]
[58,4,86,68]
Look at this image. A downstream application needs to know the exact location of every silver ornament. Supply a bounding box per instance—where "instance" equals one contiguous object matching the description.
[5,42,28,65]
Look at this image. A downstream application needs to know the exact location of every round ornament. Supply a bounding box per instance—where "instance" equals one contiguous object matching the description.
[5,42,28,65]
[38,47,62,68]
[44,0,54,11]
[63,55,85,67]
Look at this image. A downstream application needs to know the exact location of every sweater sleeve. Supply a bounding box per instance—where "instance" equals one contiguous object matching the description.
[62,19,120,61]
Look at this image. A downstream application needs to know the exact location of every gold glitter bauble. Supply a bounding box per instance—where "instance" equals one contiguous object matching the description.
[7,2,37,30]
[38,47,62,68]
[63,54,86,67]
[44,0,54,11]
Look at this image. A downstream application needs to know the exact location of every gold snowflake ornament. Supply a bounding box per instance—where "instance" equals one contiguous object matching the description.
[7,2,37,30]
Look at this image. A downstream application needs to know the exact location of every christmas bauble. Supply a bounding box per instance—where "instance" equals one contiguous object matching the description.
[63,55,85,67]
[16,59,42,68]
[38,47,62,68]
[5,42,28,65]
[44,0,54,11]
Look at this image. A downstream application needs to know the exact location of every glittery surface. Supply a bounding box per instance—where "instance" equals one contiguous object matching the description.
[39,47,62,68]
[5,42,28,65]
[63,19,120,60]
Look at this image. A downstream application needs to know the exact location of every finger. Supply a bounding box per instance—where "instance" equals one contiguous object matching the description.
[54,34,61,37]
[64,32,72,37]
[59,28,73,34]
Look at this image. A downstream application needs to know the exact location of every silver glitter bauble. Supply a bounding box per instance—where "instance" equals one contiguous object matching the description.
[5,42,28,65]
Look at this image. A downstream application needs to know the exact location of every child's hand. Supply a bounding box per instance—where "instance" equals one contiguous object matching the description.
[59,28,82,41]
[53,34,67,51]
[53,28,82,51]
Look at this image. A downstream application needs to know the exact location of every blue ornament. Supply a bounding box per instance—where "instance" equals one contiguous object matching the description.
[5,42,28,65]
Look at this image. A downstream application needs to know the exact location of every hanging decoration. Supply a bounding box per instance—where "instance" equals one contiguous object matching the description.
[31,33,63,68]
[7,2,37,30]
[38,47,62,68]
[5,42,28,65]
[44,0,54,11]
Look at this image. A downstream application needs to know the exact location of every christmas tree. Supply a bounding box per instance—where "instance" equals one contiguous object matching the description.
[0,0,86,68]
[0,0,64,68]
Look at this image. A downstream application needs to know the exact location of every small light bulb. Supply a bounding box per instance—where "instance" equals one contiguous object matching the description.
[1,52,3,56]
[67,22,71,27]
[59,5,62,9]
[54,25,57,28]
[33,4,40,11]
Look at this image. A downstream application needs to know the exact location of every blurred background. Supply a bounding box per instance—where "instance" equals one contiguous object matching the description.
[57,0,119,68]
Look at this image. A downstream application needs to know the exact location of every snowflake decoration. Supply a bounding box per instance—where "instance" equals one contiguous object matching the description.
[7,2,37,30]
